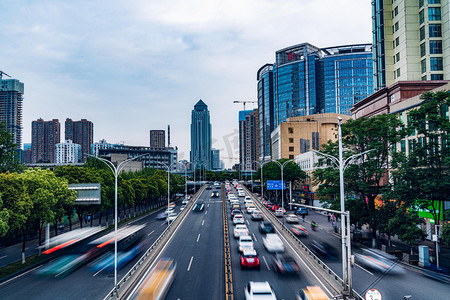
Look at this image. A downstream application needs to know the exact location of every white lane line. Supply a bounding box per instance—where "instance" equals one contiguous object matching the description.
[355,263,374,275]
[0,265,42,286]
[252,233,257,242]
[93,264,108,277]
[262,256,270,271]
[160,222,165,227]
[246,220,250,225]
[187,256,194,271]
[207,204,210,207]
[205,211,208,215]
[147,230,155,236]
[202,220,205,226]
[0,255,7,259]
[197,234,201,242]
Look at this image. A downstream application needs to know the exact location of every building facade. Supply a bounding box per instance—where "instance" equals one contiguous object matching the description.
[150,130,165,149]
[55,140,82,164]
[31,118,61,163]
[372,0,450,90]
[190,100,212,170]
[257,64,275,161]
[211,148,221,170]
[65,118,93,162]
[239,109,259,171]
[0,76,24,149]
[271,113,351,160]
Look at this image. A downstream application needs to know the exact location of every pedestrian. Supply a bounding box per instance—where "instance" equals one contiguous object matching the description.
[332,220,336,232]
[327,214,331,222]
[332,214,335,222]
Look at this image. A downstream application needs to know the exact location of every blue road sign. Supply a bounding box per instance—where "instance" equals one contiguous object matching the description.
[266,180,286,190]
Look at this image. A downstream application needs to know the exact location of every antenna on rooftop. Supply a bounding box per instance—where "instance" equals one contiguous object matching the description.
[0,71,12,80]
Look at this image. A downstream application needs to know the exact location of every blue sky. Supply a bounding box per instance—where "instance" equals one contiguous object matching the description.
[0,0,371,167]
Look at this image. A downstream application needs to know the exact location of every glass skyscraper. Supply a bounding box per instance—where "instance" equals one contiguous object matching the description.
[257,42,373,160]
[0,75,24,149]
[190,100,212,170]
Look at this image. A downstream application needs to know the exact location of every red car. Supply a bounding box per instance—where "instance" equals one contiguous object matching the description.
[271,205,280,212]
[240,249,260,269]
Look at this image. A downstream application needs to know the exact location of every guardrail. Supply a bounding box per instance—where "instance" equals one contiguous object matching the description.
[103,186,206,300]
[222,184,234,300]
[243,187,362,300]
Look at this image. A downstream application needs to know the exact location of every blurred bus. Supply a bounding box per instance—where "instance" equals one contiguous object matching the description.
[136,258,176,300]
[296,286,329,300]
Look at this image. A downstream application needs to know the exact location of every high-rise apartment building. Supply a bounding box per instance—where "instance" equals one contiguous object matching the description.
[31,118,61,163]
[257,43,373,159]
[190,100,212,170]
[56,140,81,164]
[239,109,259,171]
[150,130,165,149]
[372,0,450,90]
[0,75,24,149]
[65,118,93,162]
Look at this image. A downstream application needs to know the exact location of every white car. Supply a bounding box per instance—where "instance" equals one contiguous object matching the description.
[238,235,254,252]
[244,281,277,300]
[244,196,252,201]
[234,224,249,238]
[274,209,285,217]
[263,234,285,253]
[165,213,177,223]
[247,206,256,214]
[180,204,186,211]
[238,191,245,197]
[244,201,254,208]
[233,214,245,224]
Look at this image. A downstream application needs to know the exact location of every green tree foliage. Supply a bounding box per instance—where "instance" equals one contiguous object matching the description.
[389,91,450,226]
[254,159,306,184]
[313,114,406,241]
[441,223,450,247]
[387,207,426,254]
[0,194,10,237]
[0,122,24,173]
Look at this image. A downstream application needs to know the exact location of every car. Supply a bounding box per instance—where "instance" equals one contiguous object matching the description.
[311,240,338,260]
[354,248,405,274]
[165,213,177,223]
[244,196,252,201]
[271,205,280,212]
[234,224,249,238]
[296,286,328,300]
[180,204,186,211]
[244,201,254,208]
[240,249,260,269]
[156,212,168,220]
[238,235,254,252]
[206,185,212,190]
[165,208,175,214]
[274,209,284,217]
[211,192,219,197]
[238,191,245,197]
[263,234,284,253]
[244,281,277,300]
[233,214,245,224]
[259,222,275,234]
[247,206,257,214]
[193,202,204,212]
[295,207,309,216]
[251,211,264,221]
[272,253,300,274]
[182,199,189,205]
[291,225,309,237]
[231,203,241,211]
[285,214,300,223]
[231,209,242,219]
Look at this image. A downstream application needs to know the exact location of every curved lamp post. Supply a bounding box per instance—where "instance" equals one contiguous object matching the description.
[272,158,295,210]
[156,161,181,215]
[258,160,271,200]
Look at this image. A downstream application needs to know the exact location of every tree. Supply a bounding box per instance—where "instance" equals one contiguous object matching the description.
[0,194,10,237]
[0,122,24,173]
[389,91,450,227]
[387,207,426,254]
[313,114,407,246]
[441,223,450,247]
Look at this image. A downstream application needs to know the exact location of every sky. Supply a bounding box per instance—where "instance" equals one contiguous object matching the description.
[0,0,372,167]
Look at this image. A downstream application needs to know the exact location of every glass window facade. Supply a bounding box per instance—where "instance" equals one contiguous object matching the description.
[428,8,441,20]
[431,74,444,80]
[420,43,426,57]
[430,57,443,70]
[429,24,442,37]
[257,64,274,160]
[429,40,442,54]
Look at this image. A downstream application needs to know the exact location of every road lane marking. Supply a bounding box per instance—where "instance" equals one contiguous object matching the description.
[187,256,194,271]
[0,255,7,259]
[93,264,109,277]
[197,234,201,242]
[207,204,210,207]
[355,263,374,275]
[160,222,165,226]
[252,233,257,242]
[205,211,208,215]
[202,220,205,226]
[0,265,42,286]
[147,230,155,236]
[262,256,270,270]
[246,220,249,225]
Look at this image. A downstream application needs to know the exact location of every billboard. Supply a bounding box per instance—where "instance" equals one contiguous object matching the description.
[266,180,286,190]
[68,183,101,205]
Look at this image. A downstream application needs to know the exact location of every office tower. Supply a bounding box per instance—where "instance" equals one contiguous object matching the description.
[31,118,61,163]
[372,0,450,89]
[0,74,24,149]
[257,64,274,161]
[150,130,165,149]
[22,143,32,164]
[190,100,212,170]
[55,140,82,164]
[239,109,259,171]
[65,118,93,162]
[211,149,220,170]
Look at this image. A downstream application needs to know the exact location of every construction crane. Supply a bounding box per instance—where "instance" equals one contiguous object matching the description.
[233,100,257,111]
[0,70,11,80]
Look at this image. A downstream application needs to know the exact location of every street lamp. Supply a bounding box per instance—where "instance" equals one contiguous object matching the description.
[272,158,295,210]
[311,117,375,295]
[89,153,148,296]
[258,160,271,201]
[156,161,181,216]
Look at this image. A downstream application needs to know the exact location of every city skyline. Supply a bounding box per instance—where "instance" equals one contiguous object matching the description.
[0,0,372,167]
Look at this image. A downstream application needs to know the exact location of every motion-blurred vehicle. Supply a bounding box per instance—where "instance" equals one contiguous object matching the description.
[296,286,329,300]
[233,214,245,224]
[275,209,285,217]
[165,213,177,223]
[291,225,309,237]
[271,205,280,212]
[311,241,338,260]
[286,214,300,223]
[136,258,176,300]
[240,249,260,269]
[251,211,264,221]
[272,253,300,274]
[263,234,284,253]
[234,224,249,238]
[182,199,189,205]
[156,212,168,220]
[244,281,277,300]
[180,204,186,211]
[354,248,405,274]
[91,242,145,272]
[238,235,254,252]
[295,207,309,216]
[193,202,205,212]
[259,222,275,234]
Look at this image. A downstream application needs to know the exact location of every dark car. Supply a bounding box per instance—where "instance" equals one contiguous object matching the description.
[206,185,212,190]
[156,212,168,220]
[231,209,242,219]
[291,225,309,237]
[295,207,308,216]
[193,202,205,212]
[311,240,338,260]
[259,221,275,234]
[272,253,300,274]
